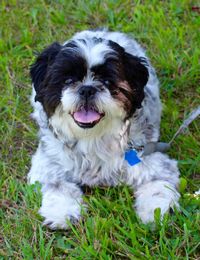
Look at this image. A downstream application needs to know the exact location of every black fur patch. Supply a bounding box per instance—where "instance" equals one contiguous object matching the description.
[30,42,62,95]
[91,40,149,118]
[30,41,87,116]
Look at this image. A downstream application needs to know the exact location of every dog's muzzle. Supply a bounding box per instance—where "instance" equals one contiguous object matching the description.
[71,85,105,128]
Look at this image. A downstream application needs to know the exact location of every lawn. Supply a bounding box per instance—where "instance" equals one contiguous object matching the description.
[0,0,199,259]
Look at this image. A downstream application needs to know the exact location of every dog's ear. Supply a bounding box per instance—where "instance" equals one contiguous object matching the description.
[30,42,62,102]
[123,53,149,108]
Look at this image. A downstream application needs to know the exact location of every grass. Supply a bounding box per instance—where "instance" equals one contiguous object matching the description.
[0,0,199,259]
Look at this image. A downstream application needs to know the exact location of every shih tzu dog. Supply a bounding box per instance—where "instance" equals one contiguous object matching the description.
[28,29,180,229]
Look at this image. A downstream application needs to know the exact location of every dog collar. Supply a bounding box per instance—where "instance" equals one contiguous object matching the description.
[125,142,170,166]
[124,105,200,166]
[125,149,141,166]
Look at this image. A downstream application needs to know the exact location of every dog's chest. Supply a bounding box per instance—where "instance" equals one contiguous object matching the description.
[64,138,125,186]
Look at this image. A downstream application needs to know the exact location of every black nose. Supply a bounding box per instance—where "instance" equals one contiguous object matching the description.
[78,86,98,99]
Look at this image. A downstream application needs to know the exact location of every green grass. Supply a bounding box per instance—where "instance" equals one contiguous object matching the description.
[0,0,199,259]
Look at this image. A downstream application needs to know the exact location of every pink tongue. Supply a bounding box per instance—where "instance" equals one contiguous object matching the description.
[73,108,101,123]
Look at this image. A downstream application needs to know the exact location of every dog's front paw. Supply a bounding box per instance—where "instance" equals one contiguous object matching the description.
[135,181,180,223]
[39,190,83,229]
[40,204,81,230]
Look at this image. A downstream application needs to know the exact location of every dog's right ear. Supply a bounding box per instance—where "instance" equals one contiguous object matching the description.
[30,42,62,102]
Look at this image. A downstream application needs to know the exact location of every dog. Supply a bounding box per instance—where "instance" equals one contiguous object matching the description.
[28,29,180,229]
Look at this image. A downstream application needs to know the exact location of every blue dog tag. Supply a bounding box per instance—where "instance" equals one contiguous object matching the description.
[125,149,141,166]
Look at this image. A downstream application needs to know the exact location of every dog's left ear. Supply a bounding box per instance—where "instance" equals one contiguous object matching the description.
[30,42,62,102]
[123,53,149,108]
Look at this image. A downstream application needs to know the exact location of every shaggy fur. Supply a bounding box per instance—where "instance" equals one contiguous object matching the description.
[28,29,180,229]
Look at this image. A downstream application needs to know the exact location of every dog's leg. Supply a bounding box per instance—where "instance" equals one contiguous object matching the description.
[39,182,83,229]
[28,146,83,229]
[126,152,180,223]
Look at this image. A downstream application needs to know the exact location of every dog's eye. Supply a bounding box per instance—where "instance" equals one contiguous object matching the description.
[108,84,120,95]
[65,77,76,85]
[111,89,120,95]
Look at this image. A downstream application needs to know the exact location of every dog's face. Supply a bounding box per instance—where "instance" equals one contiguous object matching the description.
[31,37,148,138]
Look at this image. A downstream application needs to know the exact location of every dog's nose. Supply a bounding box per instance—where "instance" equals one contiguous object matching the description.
[78,86,98,99]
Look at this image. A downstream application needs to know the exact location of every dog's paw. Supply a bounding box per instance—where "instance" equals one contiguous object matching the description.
[135,181,180,223]
[39,192,83,230]
[40,207,81,230]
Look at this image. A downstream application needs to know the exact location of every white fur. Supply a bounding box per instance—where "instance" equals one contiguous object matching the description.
[28,30,180,229]
[40,183,83,229]
[135,180,179,223]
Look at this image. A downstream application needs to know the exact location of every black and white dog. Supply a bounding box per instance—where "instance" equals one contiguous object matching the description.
[28,29,180,229]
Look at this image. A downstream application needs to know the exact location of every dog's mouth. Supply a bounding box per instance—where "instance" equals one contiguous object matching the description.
[71,106,105,128]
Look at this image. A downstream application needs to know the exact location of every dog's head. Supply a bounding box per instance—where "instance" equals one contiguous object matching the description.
[31,36,148,138]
